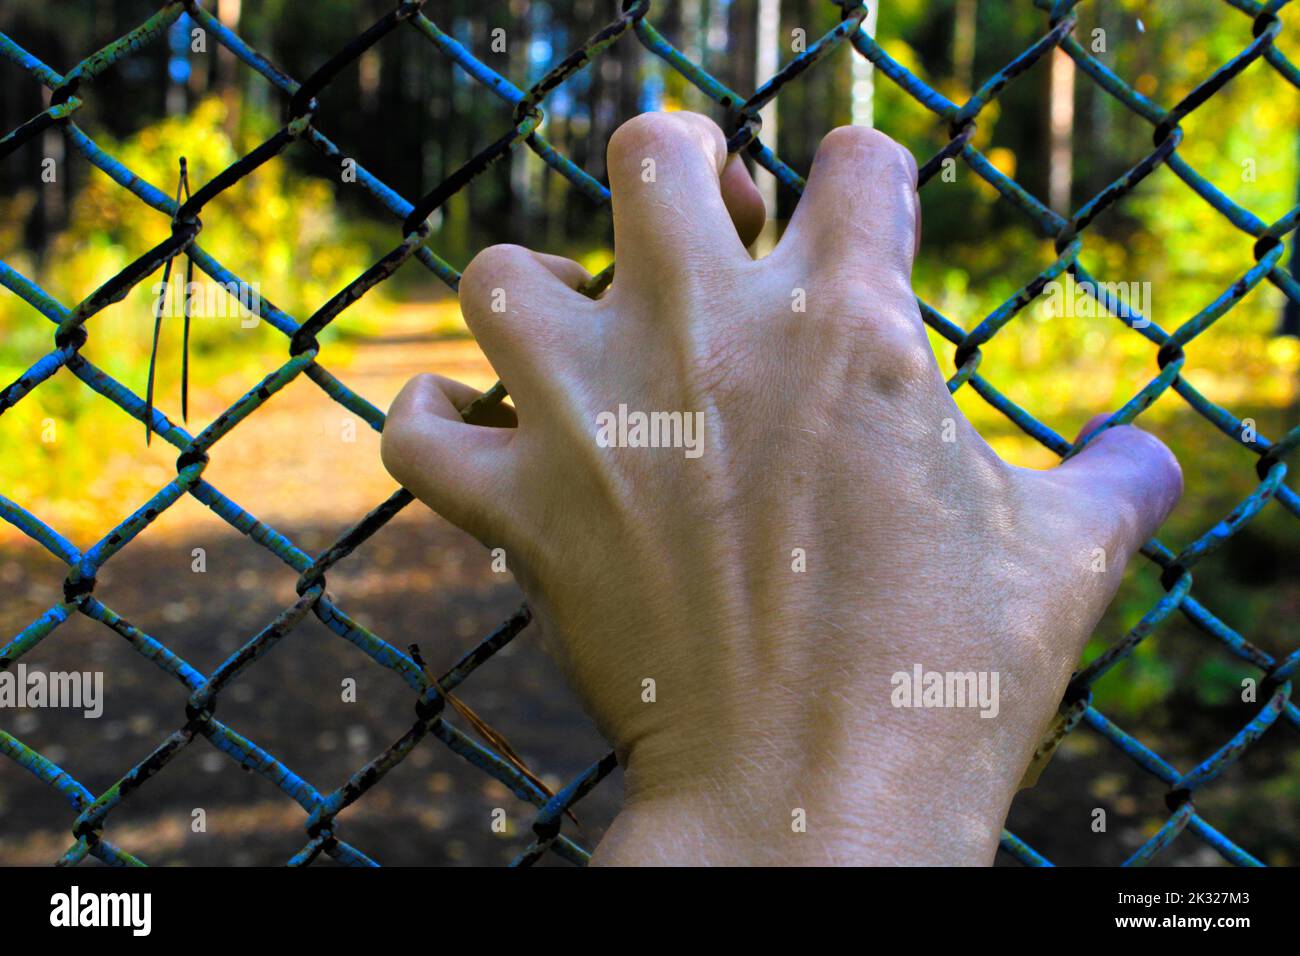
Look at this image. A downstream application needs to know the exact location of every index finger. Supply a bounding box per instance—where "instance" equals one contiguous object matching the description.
[606,111,752,287]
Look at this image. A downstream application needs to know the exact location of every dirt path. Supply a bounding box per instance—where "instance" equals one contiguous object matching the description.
[0,313,623,866]
[0,307,1252,866]
[193,304,504,529]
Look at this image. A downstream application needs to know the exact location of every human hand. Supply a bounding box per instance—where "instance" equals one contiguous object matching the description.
[381,111,1182,864]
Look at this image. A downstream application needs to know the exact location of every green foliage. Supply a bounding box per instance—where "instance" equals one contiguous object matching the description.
[1,0,1297,822]
[0,97,384,515]
[848,0,1300,736]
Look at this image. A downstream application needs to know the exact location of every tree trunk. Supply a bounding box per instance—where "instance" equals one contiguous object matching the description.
[851,0,878,127]
[953,0,977,92]
[1048,47,1074,215]
[754,0,781,254]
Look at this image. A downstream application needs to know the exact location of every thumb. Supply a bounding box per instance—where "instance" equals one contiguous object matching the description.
[381,373,517,539]
[1051,414,1183,558]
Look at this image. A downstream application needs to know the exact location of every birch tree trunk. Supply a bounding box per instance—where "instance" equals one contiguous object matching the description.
[851,1,879,128]
[1048,47,1074,215]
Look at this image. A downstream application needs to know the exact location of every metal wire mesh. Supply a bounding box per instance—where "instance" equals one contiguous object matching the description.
[0,0,1297,866]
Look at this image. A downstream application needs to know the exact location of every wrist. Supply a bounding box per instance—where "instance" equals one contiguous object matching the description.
[596,745,1012,865]
[596,661,1025,866]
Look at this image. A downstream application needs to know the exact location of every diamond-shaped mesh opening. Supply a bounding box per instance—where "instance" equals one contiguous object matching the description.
[1,0,1297,866]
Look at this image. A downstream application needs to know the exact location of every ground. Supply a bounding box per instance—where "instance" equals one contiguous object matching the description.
[0,304,1267,866]
[0,308,621,866]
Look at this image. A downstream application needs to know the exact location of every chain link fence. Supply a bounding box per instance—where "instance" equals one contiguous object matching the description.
[0,0,1297,866]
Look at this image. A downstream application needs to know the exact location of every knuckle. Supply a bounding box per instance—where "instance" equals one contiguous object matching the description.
[380,374,439,485]
[1124,425,1185,506]
[1143,428,1182,477]
[459,244,527,318]
[608,111,681,163]
[821,124,891,152]
[825,286,933,388]
[866,323,936,392]
[608,111,724,177]
[672,111,727,155]
[380,414,417,486]
[820,125,917,185]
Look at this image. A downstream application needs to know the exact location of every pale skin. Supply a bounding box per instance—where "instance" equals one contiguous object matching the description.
[381,111,1182,865]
